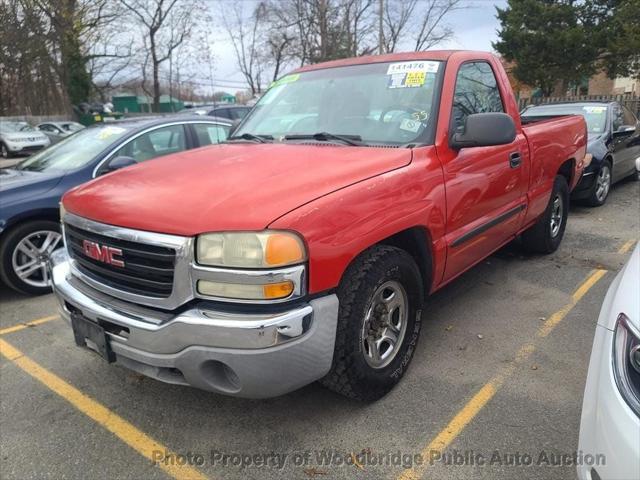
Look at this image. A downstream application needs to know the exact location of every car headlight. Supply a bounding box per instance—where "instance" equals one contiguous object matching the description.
[195,231,307,302]
[196,231,306,268]
[613,313,640,416]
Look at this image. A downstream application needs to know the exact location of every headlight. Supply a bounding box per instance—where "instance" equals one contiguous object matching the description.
[613,313,640,416]
[196,231,306,268]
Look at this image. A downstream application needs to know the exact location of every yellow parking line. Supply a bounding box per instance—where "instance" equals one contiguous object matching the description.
[618,239,636,254]
[397,268,607,480]
[0,339,208,480]
[0,315,59,336]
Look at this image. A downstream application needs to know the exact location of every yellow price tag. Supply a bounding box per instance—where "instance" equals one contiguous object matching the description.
[405,71,426,87]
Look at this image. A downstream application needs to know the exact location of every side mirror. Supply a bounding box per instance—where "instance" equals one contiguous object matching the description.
[614,125,636,136]
[450,112,517,150]
[105,156,136,173]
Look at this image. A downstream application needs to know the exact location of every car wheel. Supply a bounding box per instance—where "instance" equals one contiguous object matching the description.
[0,142,11,159]
[586,161,612,207]
[320,245,424,401]
[0,220,63,295]
[521,175,569,254]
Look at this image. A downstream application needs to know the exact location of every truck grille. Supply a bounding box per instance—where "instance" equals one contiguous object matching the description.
[65,223,176,298]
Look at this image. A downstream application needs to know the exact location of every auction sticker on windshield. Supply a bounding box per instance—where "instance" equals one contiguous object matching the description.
[97,126,127,140]
[386,61,440,75]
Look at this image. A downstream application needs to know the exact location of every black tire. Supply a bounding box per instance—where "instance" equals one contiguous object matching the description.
[0,220,62,295]
[0,142,11,159]
[585,160,612,207]
[521,175,569,254]
[320,245,424,401]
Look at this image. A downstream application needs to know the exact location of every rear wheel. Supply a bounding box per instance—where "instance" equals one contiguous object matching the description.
[0,220,63,295]
[521,175,569,254]
[320,245,424,401]
[585,161,611,207]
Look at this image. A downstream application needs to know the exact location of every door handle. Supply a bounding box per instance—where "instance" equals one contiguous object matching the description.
[509,152,521,168]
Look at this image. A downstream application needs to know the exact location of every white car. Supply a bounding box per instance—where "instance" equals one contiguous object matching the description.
[0,121,51,158]
[578,244,640,480]
[37,121,85,144]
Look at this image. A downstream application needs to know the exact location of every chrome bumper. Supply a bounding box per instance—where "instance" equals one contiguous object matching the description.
[50,249,339,398]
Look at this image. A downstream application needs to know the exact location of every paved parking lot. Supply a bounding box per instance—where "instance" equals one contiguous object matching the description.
[1,179,638,480]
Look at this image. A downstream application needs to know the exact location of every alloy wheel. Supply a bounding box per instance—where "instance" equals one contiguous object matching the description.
[595,165,611,202]
[11,230,63,288]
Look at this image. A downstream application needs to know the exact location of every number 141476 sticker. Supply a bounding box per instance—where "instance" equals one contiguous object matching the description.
[386,61,440,75]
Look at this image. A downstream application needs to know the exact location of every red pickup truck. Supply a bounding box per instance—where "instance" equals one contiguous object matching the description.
[51,51,587,401]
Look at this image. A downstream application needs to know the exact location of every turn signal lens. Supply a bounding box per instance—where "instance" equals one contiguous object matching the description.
[197,280,294,300]
[263,281,294,299]
[265,234,305,266]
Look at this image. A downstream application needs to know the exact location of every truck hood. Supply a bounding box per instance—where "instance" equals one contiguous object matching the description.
[63,143,412,236]
[0,168,63,204]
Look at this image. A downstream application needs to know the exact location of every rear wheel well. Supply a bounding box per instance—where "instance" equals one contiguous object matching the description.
[377,227,433,294]
[1,211,60,242]
[557,158,575,186]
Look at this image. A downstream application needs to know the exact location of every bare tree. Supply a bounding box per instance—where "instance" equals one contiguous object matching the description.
[382,0,463,53]
[222,2,268,95]
[119,0,199,111]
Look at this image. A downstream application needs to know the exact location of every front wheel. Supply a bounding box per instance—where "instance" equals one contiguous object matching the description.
[0,220,63,295]
[320,245,424,401]
[521,175,569,254]
[1,142,11,159]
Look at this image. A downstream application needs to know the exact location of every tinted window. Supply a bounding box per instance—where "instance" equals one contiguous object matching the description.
[612,104,624,131]
[112,124,186,163]
[230,108,249,120]
[214,108,231,119]
[192,123,230,146]
[452,62,504,131]
[621,105,638,126]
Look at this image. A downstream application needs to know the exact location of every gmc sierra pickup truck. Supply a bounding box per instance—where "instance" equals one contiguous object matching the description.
[50,51,587,401]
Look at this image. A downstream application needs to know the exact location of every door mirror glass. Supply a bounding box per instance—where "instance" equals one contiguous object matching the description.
[105,155,137,173]
[449,112,516,150]
[614,125,636,135]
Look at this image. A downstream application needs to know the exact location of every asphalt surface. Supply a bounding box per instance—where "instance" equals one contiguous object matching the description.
[1,178,638,480]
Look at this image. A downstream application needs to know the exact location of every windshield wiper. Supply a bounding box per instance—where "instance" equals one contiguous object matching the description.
[284,132,363,146]
[227,133,273,143]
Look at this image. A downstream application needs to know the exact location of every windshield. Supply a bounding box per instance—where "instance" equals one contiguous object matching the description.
[236,60,443,145]
[0,121,35,133]
[16,124,132,172]
[523,104,608,136]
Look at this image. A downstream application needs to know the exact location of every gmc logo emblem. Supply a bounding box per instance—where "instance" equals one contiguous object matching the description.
[82,240,125,267]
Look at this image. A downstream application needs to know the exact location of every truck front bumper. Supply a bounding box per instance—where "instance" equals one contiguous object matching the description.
[50,250,339,398]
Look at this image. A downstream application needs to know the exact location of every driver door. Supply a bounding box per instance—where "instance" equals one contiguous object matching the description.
[439,61,529,282]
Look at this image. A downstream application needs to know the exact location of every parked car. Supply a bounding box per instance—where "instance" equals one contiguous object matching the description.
[37,121,85,144]
[50,51,586,400]
[522,102,640,206]
[180,104,251,121]
[0,121,51,158]
[0,116,232,295]
[578,244,639,480]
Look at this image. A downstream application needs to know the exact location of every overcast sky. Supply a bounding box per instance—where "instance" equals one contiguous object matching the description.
[202,0,508,93]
